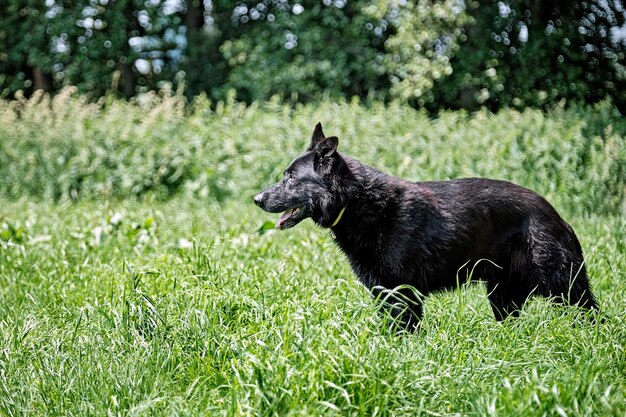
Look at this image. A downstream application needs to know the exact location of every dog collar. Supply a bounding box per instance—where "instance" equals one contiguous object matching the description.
[331,205,347,228]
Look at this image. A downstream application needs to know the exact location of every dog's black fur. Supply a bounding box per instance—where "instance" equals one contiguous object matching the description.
[254,123,597,330]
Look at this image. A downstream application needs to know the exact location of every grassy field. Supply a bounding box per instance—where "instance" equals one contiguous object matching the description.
[1,91,625,416]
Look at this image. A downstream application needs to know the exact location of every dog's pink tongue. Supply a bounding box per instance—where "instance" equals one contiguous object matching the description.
[275,208,294,229]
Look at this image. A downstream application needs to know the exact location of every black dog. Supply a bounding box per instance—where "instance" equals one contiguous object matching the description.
[254,123,597,330]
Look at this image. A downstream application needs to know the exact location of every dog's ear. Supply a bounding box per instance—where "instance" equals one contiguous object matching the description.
[308,122,325,150]
[314,136,338,158]
[313,136,339,175]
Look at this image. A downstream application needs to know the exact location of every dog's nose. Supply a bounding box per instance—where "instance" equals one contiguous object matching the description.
[253,193,263,207]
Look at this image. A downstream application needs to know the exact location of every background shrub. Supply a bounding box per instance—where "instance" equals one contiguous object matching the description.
[0,89,624,216]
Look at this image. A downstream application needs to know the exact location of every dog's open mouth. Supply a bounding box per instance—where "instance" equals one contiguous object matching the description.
[275,207,304,229]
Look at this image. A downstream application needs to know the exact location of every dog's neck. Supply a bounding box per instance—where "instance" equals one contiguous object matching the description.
[327,156,402,239]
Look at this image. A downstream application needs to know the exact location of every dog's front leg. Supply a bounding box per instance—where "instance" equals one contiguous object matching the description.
[370,285,424,333]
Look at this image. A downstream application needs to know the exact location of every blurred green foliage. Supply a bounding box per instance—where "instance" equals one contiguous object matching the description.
[217,1,388,102]
[0,88,624,217]
[365,0,469,105]
[1,1,625,111]
[433,0,626,112]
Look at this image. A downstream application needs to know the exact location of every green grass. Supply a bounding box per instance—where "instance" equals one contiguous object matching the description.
[1,92,625,416]
[1,200,625,416]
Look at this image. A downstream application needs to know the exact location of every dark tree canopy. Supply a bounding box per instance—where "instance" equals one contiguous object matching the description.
[1,0,624,111]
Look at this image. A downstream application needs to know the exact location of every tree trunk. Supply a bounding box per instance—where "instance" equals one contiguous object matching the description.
[120,60,136,98]
[184,0,204,30]
[32,67,52,92]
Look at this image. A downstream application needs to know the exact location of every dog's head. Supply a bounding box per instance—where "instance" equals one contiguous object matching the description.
[254,123,352,229]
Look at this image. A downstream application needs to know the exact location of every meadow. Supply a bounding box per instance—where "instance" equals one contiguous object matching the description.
[0,90,625,416]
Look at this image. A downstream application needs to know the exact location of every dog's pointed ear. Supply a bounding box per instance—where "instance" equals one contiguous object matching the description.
[308,122,325,150]
[314,136,338,158]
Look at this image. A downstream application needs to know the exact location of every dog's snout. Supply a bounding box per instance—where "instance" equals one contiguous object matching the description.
[254,192,264,207]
